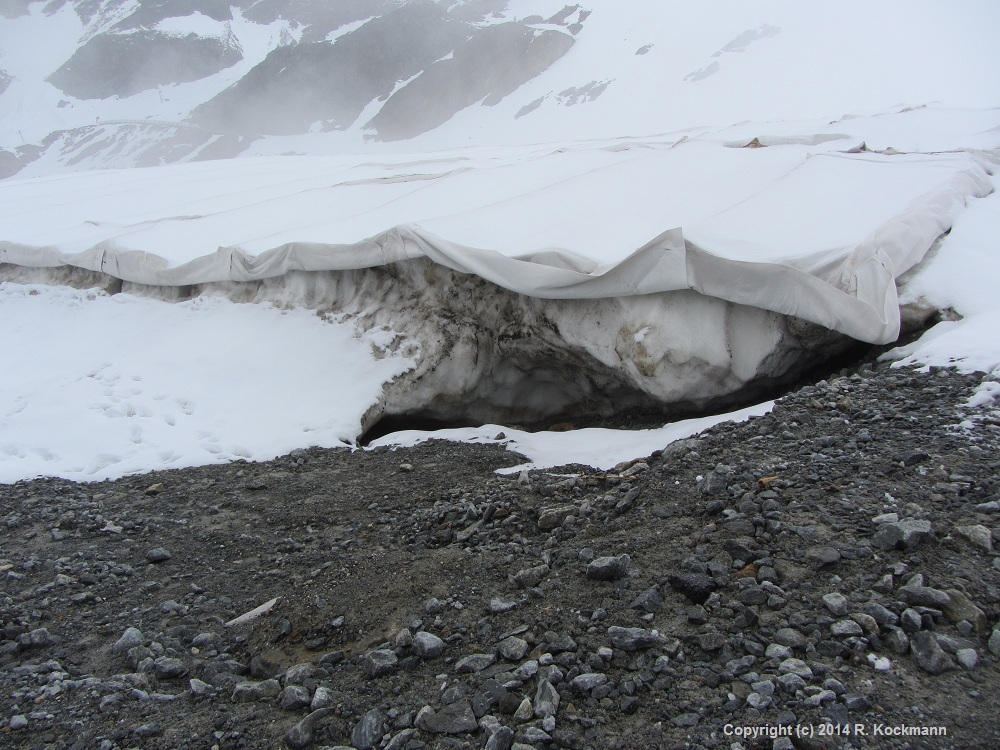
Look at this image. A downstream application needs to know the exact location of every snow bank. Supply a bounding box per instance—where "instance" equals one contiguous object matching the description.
[0,282,413,483]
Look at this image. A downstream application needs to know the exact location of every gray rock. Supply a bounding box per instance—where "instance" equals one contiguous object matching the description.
[586,554,631,581]
[806,546,842,566]
[498,636,529,661]
[512,565,550,588]
[671,712,701,727]
[901,608,923,632]
[776,672,806,692]
[489,598,519,614]
[112,627,144,655]
[534,678,560,718]
[278,685,311,711]
[830,619,863,637]
[537,505,575,531]
[988,629,1000,658]
[153,657,188,679]
[284,707,334,750]
[455,653,496,673]
[9,714,28,730]
[522,727,551,743]
[607,626,661,651]
[955,524,993,552]
[189,678,216,697]
[310,686,335,711]
[145,547,172,563]
[232,679,281,703]
[571,672,608,692]
[667,572,716,604]
[873,519,934,550]
[746,692,771,709]
[394,628,413,649]
[863,602,899,627]
[412,631,445,659]
[351,708,386,750]
[956,648,979,670]
[547,634,577,653]
[384,729,418,750]
[765,643,793,659]
[778,658,813,679]
[362,649,398,677]
[821,592,848,616]
[629,586,662,613]
[485,726,515,750]
[910,631,953,674]
[415,700,478,734]
[772,628,809,649]
[899,584,951,608]
[513,697,534,722]
[942,589,988,634]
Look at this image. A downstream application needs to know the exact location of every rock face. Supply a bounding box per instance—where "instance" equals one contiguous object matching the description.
[366,22,575,141]
[48,30,243,99]
[193,1,575,138]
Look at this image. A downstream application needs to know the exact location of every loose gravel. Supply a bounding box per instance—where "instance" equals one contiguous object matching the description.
[2,361,1000,750]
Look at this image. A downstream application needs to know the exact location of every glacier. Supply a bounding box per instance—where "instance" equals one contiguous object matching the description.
[1,0,999,482]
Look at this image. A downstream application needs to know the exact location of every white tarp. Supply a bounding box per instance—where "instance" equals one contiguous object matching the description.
[0,112,995,343]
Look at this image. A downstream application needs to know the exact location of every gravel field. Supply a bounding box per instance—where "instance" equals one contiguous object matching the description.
[2,360,1000,750]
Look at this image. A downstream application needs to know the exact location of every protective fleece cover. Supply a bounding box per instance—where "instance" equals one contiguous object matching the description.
[0,118,993,344]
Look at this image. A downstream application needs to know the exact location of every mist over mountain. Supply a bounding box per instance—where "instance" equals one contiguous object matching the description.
[4,0,995,180]
[0,0,599,175]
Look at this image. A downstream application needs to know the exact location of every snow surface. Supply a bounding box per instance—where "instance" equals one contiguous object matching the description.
[370,402,775,475]
[0,283,413,483]
[1,1,999,483]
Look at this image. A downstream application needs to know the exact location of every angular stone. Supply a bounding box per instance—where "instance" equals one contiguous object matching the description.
[412,631,445,659]
[361,649,398,677]
[534,678,560,718]
[351,708,386,750]
[898,584,951,608]
[498,636,529,662]
[537,505,575,531]
[278,685,311,711]
[607,626,661,651]
[910,631,953,675]
[416,700,478,734]
[586,555,631,581]
[778,658,813,680]
[112,627,144,655]
[955,524,993,552]
[830,619,863,637]
[455,653,496,673]
[873,519,934,551]
[629,586,662,613]
[284,708,334,750]
[863,602,899,627]
[667,572,716,605]
[988,629,1000,658]
[943,589,988,635]
[772,628,808,650]
[570,672,608,692]
[512,565,549,589]
[821,592,848,617]
[153,657,188,679]
[956,648,979,670]
[484,726,515,750]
